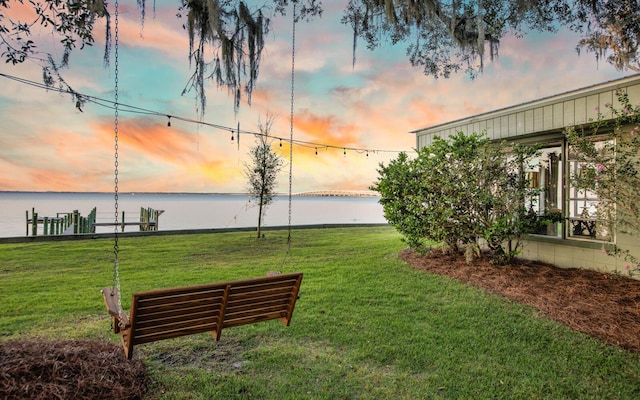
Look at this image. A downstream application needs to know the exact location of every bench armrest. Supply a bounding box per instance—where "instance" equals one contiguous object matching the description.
[101,288,130,328]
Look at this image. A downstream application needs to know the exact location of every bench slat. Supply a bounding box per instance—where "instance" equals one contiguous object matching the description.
[136,298,224,316]
[224,310,291,328]
[135,308,222,329]
[136,287,227,307]
[134,321,221,344]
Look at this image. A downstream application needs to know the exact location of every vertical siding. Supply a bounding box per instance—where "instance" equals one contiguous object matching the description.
[627,84,640,106]
[500,115,509,138]
[471,122,479,135]
[553,103,563,127]
[524,109,534,133]
[563,100,575,126]
[542,105,553,131]
[575,97,587,125]
[508,113,516,135]
[586,94,599,122]
[487,118,496,138]
[598,91,614,119]
[515,111,524,134]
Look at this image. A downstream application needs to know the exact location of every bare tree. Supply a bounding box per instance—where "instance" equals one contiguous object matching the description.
[244,117,284,239]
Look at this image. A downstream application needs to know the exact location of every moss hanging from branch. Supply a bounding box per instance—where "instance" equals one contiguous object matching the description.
[180,0,269,115]
[342,0,640,79]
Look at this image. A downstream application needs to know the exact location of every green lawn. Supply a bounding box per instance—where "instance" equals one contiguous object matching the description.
[1,226,639,399]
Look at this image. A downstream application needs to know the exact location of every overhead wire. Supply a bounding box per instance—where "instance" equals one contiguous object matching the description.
[0,72,406,156]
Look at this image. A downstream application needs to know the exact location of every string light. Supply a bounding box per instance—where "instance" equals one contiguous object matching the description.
[0,72,406,156]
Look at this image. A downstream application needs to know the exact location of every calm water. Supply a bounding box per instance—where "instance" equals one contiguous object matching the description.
[0,192,387,238]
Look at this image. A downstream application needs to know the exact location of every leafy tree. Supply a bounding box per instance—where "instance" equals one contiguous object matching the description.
[342,0,640,78]
[566,89,640,274]
[0,0,322,114]
[2,0,640,112]
[372,131,539,263]
[244,116,284,239]
[0,0,110,107]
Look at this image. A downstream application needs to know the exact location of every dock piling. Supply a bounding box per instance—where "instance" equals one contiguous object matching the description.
[25,206,162,236]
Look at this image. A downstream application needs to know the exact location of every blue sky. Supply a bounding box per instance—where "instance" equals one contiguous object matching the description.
[0,0,632,193]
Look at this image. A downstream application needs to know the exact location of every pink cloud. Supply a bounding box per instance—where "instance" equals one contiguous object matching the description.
[91,8,189,60]
[294,109,361,148]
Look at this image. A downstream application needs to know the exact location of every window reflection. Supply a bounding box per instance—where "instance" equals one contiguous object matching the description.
[526,145,563,237]
[567,139,614,241]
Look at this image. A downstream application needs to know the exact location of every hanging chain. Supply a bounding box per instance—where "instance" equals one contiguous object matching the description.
[287,2,296,248]
[112,0,123,321]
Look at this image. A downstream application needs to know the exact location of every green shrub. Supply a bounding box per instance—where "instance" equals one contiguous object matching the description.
[372,131,540,263]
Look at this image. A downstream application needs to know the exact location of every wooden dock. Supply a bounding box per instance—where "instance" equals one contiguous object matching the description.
[26,207,164,236]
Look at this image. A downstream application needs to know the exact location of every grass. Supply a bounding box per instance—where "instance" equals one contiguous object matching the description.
[1,226,639,399]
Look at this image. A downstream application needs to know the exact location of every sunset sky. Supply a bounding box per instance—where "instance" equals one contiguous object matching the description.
[0,0,632,193]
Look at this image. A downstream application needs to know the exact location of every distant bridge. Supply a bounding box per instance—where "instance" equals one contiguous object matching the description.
[292,190,380,198]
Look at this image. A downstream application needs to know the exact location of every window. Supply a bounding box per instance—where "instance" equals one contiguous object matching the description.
[526,145,564,238]
[567,139,614,242]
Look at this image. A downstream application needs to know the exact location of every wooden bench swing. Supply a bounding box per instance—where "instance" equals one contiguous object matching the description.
[102,1,303,360]
[101,272,302,359]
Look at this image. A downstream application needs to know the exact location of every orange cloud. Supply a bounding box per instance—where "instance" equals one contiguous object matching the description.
[250,88,273,105]
[0,147,111,192]
[407,97,460,127]
[92,118,202,165]
[294,109,360,148]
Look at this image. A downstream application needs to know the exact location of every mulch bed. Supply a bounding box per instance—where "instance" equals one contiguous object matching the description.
[2,251,639,399]
[400,248,640,353]
[0,339,147,400]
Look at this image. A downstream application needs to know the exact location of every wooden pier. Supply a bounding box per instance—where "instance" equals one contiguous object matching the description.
[26,207,164,236]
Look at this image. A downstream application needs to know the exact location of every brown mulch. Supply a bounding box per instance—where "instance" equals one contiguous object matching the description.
[401,248,640,353]
[0,339,147,400]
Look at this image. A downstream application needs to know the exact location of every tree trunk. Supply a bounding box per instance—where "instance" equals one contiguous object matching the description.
[257,199,263,238]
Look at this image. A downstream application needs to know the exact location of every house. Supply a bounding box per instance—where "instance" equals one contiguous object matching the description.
[411,74,640,275]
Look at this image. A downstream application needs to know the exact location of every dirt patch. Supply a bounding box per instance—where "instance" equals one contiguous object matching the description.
[401,248,640,353]
[0,339,147,400]
[140,336,250,372]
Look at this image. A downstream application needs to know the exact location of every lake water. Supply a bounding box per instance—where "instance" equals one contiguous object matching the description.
[0,192,387,238]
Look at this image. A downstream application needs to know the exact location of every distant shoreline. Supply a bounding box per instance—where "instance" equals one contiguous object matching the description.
[0,191,380,198]
[0,191,248,195]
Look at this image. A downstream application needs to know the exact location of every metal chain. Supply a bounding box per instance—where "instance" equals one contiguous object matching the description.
[287,2,296,248]
[112,0,123,321]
